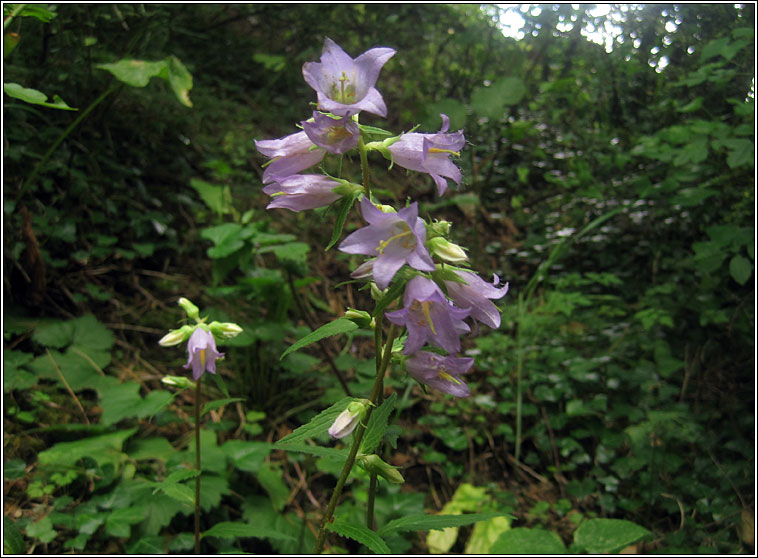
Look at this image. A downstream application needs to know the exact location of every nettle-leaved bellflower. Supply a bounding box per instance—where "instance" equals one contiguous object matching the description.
[302,37,395,117]
[387,114,465,196]
[339,198,435,289]
[445,270,509,329]
[386,276,470,354]
[184,328,224,381]
[263,174,342,212]
[254,131,325,184]
[406,351,475,398]
[302,111,360,154]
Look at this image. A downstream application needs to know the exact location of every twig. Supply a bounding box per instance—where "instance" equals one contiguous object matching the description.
[46,349,89,424]
[506,454,548,484]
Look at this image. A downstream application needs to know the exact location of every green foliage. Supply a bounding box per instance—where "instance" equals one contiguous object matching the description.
[327,517,392,554]
[491,527,567,554]
[280,318,358,359]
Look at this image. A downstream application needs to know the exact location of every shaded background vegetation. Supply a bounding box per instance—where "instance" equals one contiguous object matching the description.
[3,3,754,554]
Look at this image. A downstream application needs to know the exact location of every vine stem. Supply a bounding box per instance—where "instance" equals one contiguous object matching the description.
[313,322,398,553]
[194,377,202,554]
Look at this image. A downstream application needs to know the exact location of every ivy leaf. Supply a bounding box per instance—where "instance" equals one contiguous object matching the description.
[327,517,391,555]
[280,318,357,359]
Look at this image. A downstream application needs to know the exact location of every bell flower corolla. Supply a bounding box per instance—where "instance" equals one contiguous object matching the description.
[255,131,325,184]
[184,327,224,381]
[386,276,470,354]
[406,351,475,397]
[339,198,435,289]
[387,114,465,196]
[444,271,509,329]
[302,37,395,117]
[302,111,360,154]
[263,174,343,212]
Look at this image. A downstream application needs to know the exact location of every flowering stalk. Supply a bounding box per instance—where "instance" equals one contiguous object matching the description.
[194,377,201,554]
[313,323,398,553]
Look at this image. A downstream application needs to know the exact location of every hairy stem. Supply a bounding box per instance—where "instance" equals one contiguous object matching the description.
[313,322,398,553]
[358,136,371,199]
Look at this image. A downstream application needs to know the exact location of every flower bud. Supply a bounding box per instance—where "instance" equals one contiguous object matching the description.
[328,399,370,439]
[376,203,397,214]
[331,178,364,197]
[209,321,243,339]
[158,324,195,347]
[428,219,452,238]
[428,237,468,263]
[357,454,405,484]
[178,298,200,321]
[161,375,196,389]
[344,308,374,329]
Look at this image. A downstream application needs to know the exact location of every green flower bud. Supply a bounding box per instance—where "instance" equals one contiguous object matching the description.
[178,297,200,321]
[158,324,195,347]
[209,321,243,339]
[161,375,196,389]
[344,308,373,329]
[357,454,405,484]
[428,237,468,263]
[427,219,452,238]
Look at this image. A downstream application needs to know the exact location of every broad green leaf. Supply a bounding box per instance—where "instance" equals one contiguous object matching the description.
[360,393,397,454]
[267,241,310,276]
[97,59,167,87]
[327,517,391,555]
[276,397,352,444]
[190,178,233,215]
[201,397,246,416]
[25,516,56,544]
[4,349,36,390]
[464,515,512,554]
[165,55,193,107]
[573,518,651,554]
[201,223,251,258]
[378,512,507,538]
[32,319,75,348]
[202,521,294,541]
[38,427,137,468]
[722,138,754,169]
[491,527,566,554]
[198,474,230,512]
[11,4,57,22]
[729,255,752,285]
[280,318,357,359]
[105,506,146,538]
[126,535,165,554]
[470,76,526,119]
[3,83,76,110]
[222,440,272,472]
[128,437,176,462]
[423,98,467,131]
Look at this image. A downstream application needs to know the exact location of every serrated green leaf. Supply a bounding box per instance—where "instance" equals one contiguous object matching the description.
[573,518,651,554]
[164,468,201,484]
[492,527,566,554]
[223,440,272,472]
[32,319,75,348]
[327,517,391,554]
[276,397,352,444]
[202,521,294,541]
[360,393,396,454]
[280,318,357,359]
[273,443,349,461]
[190,178,232,214]
[378,512,507,537]
[201,397,246,416]
[4,517,25,554]
[157,481,195,505]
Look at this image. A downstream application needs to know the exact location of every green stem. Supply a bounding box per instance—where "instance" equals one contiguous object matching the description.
[313,322,398,553]
[194,377,202,554]
[358,136,371,199]
[3,3,27,30]
[366,316,386,530]
[16,86,116,203]
[514,294,524,463]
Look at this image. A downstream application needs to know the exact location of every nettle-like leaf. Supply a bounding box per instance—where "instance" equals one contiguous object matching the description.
[327,517,391,555]
[360,392,396,454]
[275,397,352,444]
[96,55,193,107]
[202,521,294,541]
[280,318,357,359]
[378,512,508,538]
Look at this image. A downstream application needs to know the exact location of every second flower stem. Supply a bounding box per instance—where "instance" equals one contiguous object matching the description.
[194,378,202,554]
